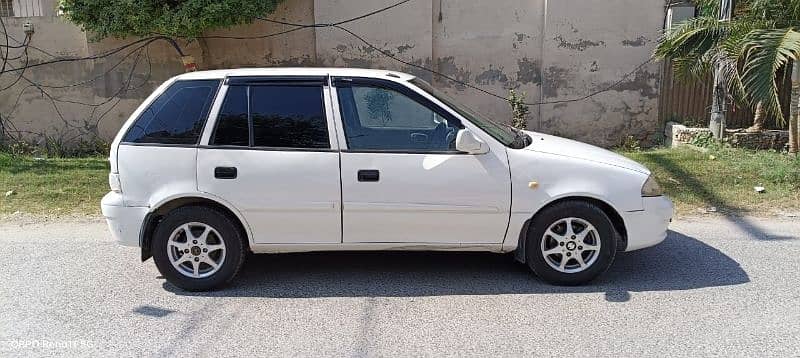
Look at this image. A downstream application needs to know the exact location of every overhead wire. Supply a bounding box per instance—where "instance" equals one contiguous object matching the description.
[1,0,661,142]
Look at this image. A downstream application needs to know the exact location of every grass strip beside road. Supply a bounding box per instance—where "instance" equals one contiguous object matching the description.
[621,146,800,215]
[0,153,109,216]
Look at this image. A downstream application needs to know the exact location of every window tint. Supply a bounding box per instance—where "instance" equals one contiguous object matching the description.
[250,86,329,148]
[123,80,219,144]
[211,86,249,146]
[337,84,461,152]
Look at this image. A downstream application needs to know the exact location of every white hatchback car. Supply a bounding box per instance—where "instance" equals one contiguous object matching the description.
[102,68,672,291]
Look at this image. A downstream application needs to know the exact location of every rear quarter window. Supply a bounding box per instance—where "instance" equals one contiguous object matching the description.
[123,79,221,144]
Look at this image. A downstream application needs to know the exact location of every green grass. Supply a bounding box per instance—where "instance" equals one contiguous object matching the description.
[0,153,109,216]
[1,147,798,217]
[621,146,800,215]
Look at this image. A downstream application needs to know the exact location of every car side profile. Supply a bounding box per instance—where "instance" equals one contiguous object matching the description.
[101,68,672,291]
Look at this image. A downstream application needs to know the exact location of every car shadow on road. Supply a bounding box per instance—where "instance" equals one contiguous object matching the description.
[165,230,749,300]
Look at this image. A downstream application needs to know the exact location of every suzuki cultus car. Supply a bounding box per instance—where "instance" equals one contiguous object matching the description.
[102,68,672,291]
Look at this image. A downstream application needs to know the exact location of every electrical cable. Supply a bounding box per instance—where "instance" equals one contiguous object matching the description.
[0,36,181,75]
[1,0,661,142]
[0,15,9,75]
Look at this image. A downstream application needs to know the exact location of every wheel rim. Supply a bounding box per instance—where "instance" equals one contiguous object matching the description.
[166,222,226,279]
[540,217,601,274]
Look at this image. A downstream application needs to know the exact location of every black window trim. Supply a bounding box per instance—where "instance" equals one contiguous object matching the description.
[208,79,333,150]
[226,75,328,87]
[331,76,467,155]
[120,79,222,146]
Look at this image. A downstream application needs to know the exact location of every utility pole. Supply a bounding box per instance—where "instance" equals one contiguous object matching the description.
[709,0,734,139]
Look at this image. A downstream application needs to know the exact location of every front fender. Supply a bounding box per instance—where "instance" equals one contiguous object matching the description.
[502,149,647,252]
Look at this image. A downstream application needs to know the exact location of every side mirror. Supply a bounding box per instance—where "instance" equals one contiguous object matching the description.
[455,129,489,154]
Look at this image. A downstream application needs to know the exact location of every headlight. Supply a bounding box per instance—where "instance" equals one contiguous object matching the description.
[641,174,663,197]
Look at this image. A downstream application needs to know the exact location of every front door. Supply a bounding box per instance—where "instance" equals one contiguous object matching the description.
[197,77,342,244]
[334,78,511,244]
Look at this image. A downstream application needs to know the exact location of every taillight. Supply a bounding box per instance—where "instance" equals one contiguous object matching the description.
[109,173,122,193]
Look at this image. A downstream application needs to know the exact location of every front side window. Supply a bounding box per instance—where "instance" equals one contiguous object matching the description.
[123,79,220,145]
[211,84,329,149]
[409,78,526,148]
[336,83,461,152]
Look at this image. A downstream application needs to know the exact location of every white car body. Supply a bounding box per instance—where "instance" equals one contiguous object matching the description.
[102,67,672,263]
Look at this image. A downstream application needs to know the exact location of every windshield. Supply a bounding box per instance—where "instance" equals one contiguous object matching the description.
[409,78,525,148]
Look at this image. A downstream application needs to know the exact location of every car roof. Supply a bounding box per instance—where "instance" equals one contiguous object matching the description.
[174,67,416,82]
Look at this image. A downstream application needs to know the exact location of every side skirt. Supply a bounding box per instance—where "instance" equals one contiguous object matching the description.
[249,243,508,254]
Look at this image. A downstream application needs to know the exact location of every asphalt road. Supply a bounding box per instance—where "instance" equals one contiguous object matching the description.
[1,214,798,357]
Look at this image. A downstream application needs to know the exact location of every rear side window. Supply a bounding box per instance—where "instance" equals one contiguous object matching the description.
[211,84,329,149]
[211,86,249,146]
[123,80,220,144]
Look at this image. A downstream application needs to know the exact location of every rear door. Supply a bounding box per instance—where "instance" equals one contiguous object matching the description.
[197,76,342,244]
[333,77,511,244]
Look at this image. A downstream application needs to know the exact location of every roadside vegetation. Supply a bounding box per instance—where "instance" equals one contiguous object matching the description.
[621,146,800,215]
[0,153,108,216]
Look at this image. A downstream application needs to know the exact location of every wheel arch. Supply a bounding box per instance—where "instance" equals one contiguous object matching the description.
[513,196,628,263]
[140,194,252,261]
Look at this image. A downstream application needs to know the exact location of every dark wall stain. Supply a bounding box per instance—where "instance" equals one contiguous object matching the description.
[516,57,541,85]
[359,45,377,55]
[403,57,433,82]
[553,35,605,51]
[263,54,317,67]
[475,66,509,85]
[512,32,532,49]
[621,36,648,47]
[543,66,572,98]
[342,57,374,68]
[435,56,472,90]
[593,68,660,98]
[396,44,415,54]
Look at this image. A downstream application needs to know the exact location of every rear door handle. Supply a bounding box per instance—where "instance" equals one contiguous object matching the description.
[214,166,237,179]
[357,169,380,182]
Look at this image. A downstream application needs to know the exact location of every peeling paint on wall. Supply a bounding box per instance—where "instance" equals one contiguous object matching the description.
[516,57,541,85]
[621,36,648,47]
[2,0,665,149]
[543,66,572,98]
[592,68,660,98]
[396,44,415,54]
[553,35,605,51]
[475,66,509,86]
[435,56,472,90]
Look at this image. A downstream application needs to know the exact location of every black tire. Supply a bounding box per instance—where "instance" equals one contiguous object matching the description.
[152,205,246,291]
[525,200,617,285]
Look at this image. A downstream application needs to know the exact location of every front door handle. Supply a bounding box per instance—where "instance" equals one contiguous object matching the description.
[357,169,380,182]
[214,166,237,179]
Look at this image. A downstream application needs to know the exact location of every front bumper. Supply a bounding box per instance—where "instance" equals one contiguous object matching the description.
[101,192,148,247]
[621,196,674,251]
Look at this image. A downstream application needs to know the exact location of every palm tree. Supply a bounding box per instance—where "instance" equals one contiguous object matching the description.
[655,0,800,154]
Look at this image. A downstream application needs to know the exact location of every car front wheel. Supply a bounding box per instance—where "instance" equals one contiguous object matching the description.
[525,201,617,285]
[151,206,246,291]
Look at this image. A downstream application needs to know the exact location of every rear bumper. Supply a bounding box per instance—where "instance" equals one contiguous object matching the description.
[622,196,673,251]
[101,192,148,247]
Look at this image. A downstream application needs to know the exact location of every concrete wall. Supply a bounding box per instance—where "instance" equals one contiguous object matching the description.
[0,0,665,149]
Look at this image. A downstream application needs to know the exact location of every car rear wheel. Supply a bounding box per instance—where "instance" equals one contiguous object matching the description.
[525,200,617,285]
[152,206,246,291]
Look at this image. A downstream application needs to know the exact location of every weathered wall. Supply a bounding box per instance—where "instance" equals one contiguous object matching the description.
[0,0,664,149]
